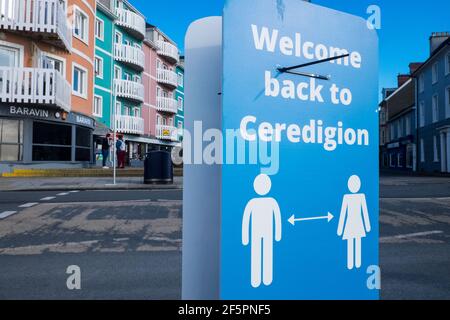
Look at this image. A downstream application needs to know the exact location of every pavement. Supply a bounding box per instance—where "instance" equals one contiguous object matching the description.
[0,173,449,300]
[0,176,183,192]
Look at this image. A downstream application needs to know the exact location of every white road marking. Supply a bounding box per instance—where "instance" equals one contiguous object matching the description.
[57,193,69,196]
[380,230,443,242]
[19,203,38,208]
[40,197,56,201]
[0,211,18,219]
[69,191,80,193]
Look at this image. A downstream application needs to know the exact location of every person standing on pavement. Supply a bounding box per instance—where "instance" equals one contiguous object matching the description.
[101,133,112,169]
[116,135,126,169]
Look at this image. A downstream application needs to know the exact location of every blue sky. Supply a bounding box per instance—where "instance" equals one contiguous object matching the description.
[133,0,450,95]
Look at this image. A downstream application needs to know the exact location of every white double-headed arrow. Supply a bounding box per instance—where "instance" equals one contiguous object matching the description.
[288,212,334,226]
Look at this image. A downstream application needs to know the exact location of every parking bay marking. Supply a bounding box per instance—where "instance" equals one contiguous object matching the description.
[40,197,56,201]
[380,231,444,243]
[0,211,18,219]
[19,203,38,208]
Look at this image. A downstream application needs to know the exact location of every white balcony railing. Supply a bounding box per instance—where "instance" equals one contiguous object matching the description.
[115,115,144,135]
[0,0,72,51]
[114,44,145,70]
[156,40,179,64]
[156,124,178,141]
[0,67,71,112]
[114,79,144,102]
[115,7,146,39]
[156,96,178,114]
[156,68,178,88]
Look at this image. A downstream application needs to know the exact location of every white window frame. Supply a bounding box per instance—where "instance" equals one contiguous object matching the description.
[432,62,438,85]
[115,101,122,115]
[114,65,121,80]
[397,120,402,138]
[397,153,403,168]
[115,31,123,45]
[94,56,104,79]
[41,51,66,77]
[432,94,439,123]
[73,6,89,45]
[420,139,425,163]
[178,72,184,88]
[0,40,24,68]
[95,17,104,41]
[93,95,103,117]
[405,115,411,135]
[419,101,425,127]
[446,86,450,119]
[133,107,141,118]
[389,154,395,167]
[433,136,439,162]
[72,63,88,99]
[419,73,425,93]
[446,52,450,76]
[178,96,184,111]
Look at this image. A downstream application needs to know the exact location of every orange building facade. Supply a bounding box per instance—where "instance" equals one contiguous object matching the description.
[0,0,97,167]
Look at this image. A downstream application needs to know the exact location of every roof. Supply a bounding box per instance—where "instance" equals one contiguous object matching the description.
[412,38,450,76]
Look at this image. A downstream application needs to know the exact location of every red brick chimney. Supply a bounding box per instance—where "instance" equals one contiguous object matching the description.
[409,63,423,74]
[397,74,410,87]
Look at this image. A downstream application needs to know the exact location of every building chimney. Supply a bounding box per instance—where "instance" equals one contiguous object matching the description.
[409,62,422,75]
[397,74,410,87]
[430,32,450,55]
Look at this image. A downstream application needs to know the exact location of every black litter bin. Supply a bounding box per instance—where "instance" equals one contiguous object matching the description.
[144,151,173,184]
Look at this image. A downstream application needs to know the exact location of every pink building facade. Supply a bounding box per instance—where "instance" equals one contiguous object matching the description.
[143,25,180,150]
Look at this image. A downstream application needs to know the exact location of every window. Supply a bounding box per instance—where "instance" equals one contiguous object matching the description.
[0,43,21,67]
[0,119,23,161]
[433,136,439,162]
[178,72,184,87]
[432,62,438,84]
[73,7,89,43]
[114,66,121,80]
[93,95,103,117]
[73,64,88,98]
[446,86,450,119]
[115,31,122,45]
[178,97,184,111]
[397,153,403,168]
[32,122,72,161]
[95,18,104,41]
[432,94,439,123]
[178,121,183,130]
[115,102,121,115]
[390,123,395,141]
[420,139,425,163]
[405,115,411,135]
[133,108,141,117]
[94,56,103,79]
[389,154,395,167]
[397,120,402,138]
[419,74,425,93]
[419,101,425,127]
[76,127,91,162]
[406,145,414,169]
[446,52,450,76]
[42,55,65,76]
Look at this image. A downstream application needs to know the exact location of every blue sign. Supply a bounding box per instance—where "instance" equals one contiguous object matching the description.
[221,0,379,299]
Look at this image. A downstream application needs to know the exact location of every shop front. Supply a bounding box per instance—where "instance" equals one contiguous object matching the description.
[385,137,416,172]
[0,104,95,170]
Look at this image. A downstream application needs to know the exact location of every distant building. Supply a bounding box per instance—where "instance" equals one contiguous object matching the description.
[380,65,419,171]
[413,33,450,174]
[380,32,450,175]
[175,58,185,142]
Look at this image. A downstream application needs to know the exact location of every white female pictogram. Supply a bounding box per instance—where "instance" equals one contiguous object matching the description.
[337,175,371,270]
